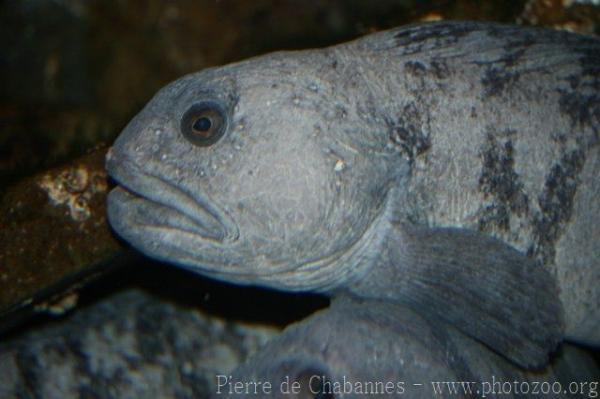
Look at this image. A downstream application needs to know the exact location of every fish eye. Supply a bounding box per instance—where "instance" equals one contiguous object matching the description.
[180,101,227,146]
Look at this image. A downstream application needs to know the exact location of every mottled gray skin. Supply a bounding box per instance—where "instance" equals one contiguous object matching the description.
[221,297,599,399]
[106,22,600,368]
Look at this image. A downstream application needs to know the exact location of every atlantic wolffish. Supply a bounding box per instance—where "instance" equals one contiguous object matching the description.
[106,21,600,368]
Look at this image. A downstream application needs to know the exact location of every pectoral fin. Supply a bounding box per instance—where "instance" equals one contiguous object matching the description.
[354,223,565,369]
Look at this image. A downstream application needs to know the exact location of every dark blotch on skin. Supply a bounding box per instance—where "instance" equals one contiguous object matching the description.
[481,67,520,97]
[484,23,540,51]
[404,59,451,80]
[559,46,600,131]
[478,129,529,232]
[558,90,599,128]
[472,40,533,98]
[393,21,473,45]
[530,144,586,265]
[393,21,472,56]
[387,102,431,164]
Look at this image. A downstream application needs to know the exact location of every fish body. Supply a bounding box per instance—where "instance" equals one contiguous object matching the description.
[220,296,600,399]
[106,21,600,367]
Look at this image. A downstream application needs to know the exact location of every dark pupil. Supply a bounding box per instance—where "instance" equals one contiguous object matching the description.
[193,116,212,132]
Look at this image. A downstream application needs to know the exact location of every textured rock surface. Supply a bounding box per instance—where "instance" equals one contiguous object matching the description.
[0,287,278,399]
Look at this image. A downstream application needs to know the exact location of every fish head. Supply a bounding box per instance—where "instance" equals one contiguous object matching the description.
[107,50,404,290]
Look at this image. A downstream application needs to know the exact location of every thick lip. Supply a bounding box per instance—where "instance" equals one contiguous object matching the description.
[104,147,390,292]
[106,151,236,243]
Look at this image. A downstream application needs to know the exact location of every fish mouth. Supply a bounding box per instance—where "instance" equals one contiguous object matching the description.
[106,153,235,243]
